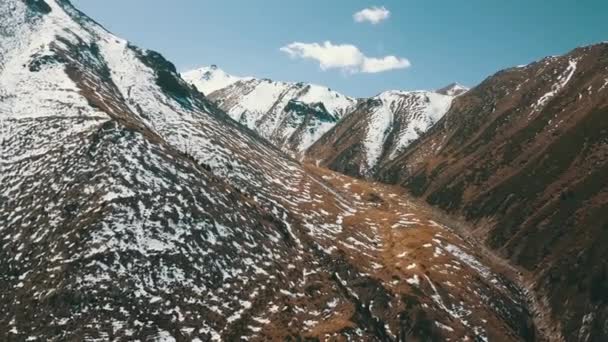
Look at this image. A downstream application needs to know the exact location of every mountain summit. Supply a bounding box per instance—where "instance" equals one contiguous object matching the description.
[181,65,251,95]
[436,82,469,96]
[183,68,358,153]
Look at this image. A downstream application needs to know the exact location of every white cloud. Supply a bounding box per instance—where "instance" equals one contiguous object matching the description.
[280,41,410,74]
[353,6,391,25]
[361,56,411,73]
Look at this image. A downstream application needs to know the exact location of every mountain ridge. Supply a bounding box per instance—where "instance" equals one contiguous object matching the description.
[305,89,457,177]
[183,67,358,153]
[181,65,253,95]
[182,65,468,155]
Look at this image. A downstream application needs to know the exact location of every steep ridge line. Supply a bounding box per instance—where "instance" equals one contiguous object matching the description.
[183,66,468,161]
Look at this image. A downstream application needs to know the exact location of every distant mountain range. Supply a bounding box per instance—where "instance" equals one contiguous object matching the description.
[182,66,467,158]
[182,65,253,95]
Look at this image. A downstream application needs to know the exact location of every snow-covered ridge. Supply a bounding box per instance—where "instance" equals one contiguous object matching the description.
[182,66,469,158]
[0,0,108,120]
[184,68,358,152]
[305,86,458,178]
[215,78,356,123]
[436,82,469,96]
[181,65,466,177]
[364,90,454,169]
[181,65,252,95]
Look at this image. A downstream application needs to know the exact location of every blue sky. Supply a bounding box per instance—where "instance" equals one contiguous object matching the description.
[72,0,607,97]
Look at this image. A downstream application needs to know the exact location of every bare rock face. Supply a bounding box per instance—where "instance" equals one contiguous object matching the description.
[378,43,608,341]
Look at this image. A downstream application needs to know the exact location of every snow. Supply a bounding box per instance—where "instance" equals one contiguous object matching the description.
[532,59,578,113]
[443,244,493,280]
[389,91,453,159]
[182,67,356,152]
[297,84,355,116]
[363,94,394,170]
[406,274,420,286]
[181,65,252,95]
[437,83,469,96]
[599,78,608,92]
[155,330,176,342]
[296,118,335,151]
[233,80,288,122]
[0,0,107,120]
[579,313,595,341]
[435,321,455,332]
[423,274,473,327]
[362,90,454,172]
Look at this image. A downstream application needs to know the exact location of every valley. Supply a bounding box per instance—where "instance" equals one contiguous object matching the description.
[1,0,606,341]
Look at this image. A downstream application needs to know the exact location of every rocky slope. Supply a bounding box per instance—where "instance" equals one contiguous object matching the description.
[378,44,608,341]
[183,67,357,153]
[306,88,459,178]
[0,0,537,341]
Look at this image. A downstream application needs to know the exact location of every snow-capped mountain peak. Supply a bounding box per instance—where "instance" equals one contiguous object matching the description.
[365,90,454,168]
[436,82,469,96]
[182,65,464,162]
[181,65,252,95]
[183,67,358,153]
[306,89,455,177]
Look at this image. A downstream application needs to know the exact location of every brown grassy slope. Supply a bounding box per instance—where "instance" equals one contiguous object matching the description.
[377,43,608,341]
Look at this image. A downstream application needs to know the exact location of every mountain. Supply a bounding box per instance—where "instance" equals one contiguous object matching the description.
[437,82,469,96]
[306,89,460,178]
[0,0,537,341]
[377,44,608,341]
[181,65,251,95]
[183,67,357,153]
